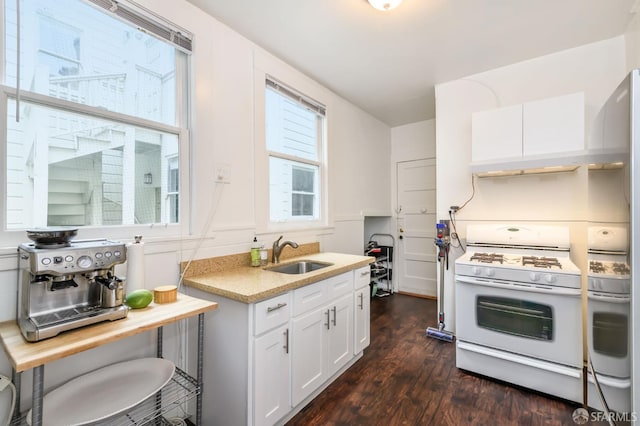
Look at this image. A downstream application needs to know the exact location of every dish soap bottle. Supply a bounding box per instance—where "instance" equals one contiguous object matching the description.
[251,237,261,267]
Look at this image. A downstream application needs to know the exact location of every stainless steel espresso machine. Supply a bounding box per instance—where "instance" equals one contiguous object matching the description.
[17,229,129,342]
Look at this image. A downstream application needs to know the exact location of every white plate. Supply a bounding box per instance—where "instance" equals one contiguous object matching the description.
[27,358,175,426]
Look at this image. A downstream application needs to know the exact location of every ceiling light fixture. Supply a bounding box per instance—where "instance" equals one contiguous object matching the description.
[368,0,402,11]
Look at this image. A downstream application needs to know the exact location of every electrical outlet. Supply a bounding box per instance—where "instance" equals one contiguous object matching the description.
[215,163,230,184]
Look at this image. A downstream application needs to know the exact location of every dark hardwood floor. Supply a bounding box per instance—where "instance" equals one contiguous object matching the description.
[287,293,581,426]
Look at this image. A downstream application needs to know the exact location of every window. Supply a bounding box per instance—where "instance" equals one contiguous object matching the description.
[2,0,191,229]
[265,78,325,224]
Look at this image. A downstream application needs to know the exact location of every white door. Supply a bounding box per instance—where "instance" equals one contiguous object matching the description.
[396,158,437,297]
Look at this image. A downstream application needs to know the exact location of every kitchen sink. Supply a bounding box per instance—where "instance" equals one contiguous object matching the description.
[265,260,333,275]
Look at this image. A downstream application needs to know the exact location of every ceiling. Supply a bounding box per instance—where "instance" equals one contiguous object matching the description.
[184,0,637,127]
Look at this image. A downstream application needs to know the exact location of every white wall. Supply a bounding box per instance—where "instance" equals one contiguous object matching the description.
[626,11,640,70]
[0,0,391,417]
[434,36,628,332]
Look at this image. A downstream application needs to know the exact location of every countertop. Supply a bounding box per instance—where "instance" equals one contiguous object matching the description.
[183,252,374,303]
[0,293,218,372]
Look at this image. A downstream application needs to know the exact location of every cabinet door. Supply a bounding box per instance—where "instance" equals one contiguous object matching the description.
[254,324,291,426]
[354,286,370,354]
[327,294,354,377]
[523,92,584,156]
[291,307,327,406]
[471,104,523,163]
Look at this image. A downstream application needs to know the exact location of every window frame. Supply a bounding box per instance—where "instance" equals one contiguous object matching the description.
[258,74,328,232]
[0,0,193,248]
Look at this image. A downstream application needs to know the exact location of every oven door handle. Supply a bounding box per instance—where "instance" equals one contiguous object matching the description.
[587,292,630,303]
[455,276,582,296]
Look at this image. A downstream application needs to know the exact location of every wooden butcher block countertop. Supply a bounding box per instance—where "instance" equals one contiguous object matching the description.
[184,252,374,304]
[0,293,218,372]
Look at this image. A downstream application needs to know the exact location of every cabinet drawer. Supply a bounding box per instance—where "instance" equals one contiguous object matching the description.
[354,266,371,290]
[326,272,353,301]
[292,280,328,317]
[254,293,291,336]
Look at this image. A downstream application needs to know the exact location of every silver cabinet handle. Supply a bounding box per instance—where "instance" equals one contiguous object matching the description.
[325,309,331,330]
[283,328,289,354]
[358,293,364,310]
[332,306,337,326]
[267,302,287,313]
[360,270,370,276]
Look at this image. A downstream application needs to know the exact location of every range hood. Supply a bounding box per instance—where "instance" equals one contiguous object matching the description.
[470,150,587,178]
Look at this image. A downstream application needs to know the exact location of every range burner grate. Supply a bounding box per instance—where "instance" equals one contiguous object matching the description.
[590,261,606,274]
[469,253,504,264]
[590,260,630,275]
[522,256,562,269]
[612,262,630,275]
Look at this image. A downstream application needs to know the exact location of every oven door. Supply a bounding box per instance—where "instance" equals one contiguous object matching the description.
[587,291,630,378]
[455,276,583,367]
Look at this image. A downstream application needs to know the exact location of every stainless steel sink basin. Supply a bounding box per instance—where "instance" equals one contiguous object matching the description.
[266,260,333,275]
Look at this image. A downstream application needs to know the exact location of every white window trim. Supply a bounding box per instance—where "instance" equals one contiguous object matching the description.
[0,0,193,249]
[0,85,192,247]
[254,71,329,233]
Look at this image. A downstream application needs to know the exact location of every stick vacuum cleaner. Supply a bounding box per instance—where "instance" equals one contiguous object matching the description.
[426,221,455,343]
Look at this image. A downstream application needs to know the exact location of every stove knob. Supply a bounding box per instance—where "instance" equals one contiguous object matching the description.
[529,272,540,281]
[594,279,602,291]
[472,267,481,275]
[544,274,557,284]
[77,255,93,269]
[485,268,495,277]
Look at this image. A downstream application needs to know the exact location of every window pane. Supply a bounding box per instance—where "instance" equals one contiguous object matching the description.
[6,99,179,228]
[292,167,314,192]
[266,87,319,162]
[4,0,177,126]
[292,194,314,216]
[269,156,318,222]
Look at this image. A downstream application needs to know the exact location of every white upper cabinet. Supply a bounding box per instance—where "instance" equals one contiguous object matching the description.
[472,104,523,163]
[471,92,584,167]
[523,92,584,157]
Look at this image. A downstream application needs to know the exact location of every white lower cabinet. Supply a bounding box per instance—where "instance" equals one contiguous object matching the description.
[291,274,354,406]
[354,266,371,354]
[291,305,326,406]
[327,293,354,376]
[188,265,369,426]
[254,323,291,426]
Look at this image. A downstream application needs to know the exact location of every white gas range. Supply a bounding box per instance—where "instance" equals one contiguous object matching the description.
[586,226,631,413]
[455,224,583,403]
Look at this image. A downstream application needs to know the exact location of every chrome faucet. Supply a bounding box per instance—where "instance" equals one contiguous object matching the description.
[272,235,299,263]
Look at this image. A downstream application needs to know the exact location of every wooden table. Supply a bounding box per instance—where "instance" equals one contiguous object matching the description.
[0,293,218,425]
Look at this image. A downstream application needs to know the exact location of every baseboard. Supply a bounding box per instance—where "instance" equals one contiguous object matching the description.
[397,291,436,300]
